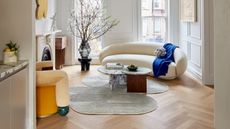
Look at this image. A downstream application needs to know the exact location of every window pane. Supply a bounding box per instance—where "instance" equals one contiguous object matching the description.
[142,18,154,39]
[142,0,153,16]
[142,17,166,42]
[89,38,102,58]
[141,0,167,42]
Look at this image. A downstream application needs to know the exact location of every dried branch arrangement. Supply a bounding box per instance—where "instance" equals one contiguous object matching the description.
[69,0,119,44]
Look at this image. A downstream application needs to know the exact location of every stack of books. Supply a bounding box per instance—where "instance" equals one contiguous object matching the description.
[105,63,123,70]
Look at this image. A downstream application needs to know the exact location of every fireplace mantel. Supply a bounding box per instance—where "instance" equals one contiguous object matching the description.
[36,30,62,70]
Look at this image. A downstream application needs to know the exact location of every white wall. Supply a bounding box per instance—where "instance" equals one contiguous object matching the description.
[103,0,139,47]
[0,0,36,129]
[202,0,214,85]
[56,0,76,65]
[179,0,214,85]
[179,0,203,78]
[214,0,230,128]
[168,0,180,43]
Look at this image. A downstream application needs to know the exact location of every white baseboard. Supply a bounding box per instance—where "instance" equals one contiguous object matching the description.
[187,66,202,80]
[186,66,214,86]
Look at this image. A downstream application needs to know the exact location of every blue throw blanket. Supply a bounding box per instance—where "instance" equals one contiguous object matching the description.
[153,43,178,78]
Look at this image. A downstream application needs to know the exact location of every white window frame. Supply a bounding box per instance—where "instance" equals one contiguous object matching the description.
[138,0,169,42]
[138,0,179,43]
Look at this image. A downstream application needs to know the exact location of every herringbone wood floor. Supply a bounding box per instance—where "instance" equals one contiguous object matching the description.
[37,65,214,129]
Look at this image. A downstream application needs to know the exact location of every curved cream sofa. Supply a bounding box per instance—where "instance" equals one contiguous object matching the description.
[99,42,187,79]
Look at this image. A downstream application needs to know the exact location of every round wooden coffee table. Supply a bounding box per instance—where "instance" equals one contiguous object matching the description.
[122,67,152,93]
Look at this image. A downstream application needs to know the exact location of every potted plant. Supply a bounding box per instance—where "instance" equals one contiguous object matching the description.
[3,41,19,64]
[69,0,119,59]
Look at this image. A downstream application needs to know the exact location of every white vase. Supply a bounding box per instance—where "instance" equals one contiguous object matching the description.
[3,51,18,64]
[79,42,91,59]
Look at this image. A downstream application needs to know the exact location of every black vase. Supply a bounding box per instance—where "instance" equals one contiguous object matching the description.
[79,42,91,59]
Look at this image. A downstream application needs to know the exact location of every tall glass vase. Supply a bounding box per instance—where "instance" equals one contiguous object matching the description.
[78,42,91,59]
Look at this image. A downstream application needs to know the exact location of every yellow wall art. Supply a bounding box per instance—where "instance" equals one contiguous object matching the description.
[36,0,48,20]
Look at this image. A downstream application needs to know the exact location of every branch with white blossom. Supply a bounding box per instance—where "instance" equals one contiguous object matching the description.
[69,0,119,44]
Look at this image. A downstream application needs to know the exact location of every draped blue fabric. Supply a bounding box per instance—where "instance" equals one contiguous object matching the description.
[153,43,178,78]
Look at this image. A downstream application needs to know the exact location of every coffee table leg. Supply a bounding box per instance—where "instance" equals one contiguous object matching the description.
[127,75,147,93]
[109,75,116,90]
[109,74,126,90]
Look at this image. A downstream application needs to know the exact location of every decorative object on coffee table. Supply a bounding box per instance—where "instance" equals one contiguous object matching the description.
[122,67,152,93]
[127,64,138,71]
[69,0,119,59]
[78,58,92,71]
[106,63,124,70]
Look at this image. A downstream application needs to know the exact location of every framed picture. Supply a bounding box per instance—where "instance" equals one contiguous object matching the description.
[180,0,197,22]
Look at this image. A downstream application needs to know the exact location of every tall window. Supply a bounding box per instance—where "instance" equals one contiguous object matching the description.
[141,0,167,42]
[89,38,102,58]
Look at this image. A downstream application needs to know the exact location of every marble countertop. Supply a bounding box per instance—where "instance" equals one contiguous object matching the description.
[0,60,29,82]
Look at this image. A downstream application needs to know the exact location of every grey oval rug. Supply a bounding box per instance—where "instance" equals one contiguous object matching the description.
[147,79,169,94]
[70,87,158,115]
[82,76,169,94]
[82,76,109,87]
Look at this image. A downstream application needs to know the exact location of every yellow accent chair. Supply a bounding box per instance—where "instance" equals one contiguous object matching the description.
[36,61,70,118]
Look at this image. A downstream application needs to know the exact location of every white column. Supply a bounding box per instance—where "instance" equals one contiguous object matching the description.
[214,0,230,128]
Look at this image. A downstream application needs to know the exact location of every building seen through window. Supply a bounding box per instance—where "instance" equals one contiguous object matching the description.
[141,0,167,42]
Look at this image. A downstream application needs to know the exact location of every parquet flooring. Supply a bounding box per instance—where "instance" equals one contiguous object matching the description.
[37,65,214,129]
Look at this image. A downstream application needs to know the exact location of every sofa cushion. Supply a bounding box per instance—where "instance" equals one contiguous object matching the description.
[99,42,163,60]
[101,54,176,79]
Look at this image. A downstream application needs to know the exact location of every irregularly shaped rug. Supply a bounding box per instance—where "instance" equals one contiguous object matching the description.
[70,86,158,115]
[82,76,169,94]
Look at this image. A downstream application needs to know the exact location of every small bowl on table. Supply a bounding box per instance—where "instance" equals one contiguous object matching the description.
[127,65,138,72]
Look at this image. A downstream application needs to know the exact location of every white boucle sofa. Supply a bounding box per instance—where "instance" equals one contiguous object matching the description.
[99,42,187,79]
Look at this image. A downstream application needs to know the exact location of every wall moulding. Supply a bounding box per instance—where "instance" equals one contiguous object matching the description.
[187,23,201,40]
